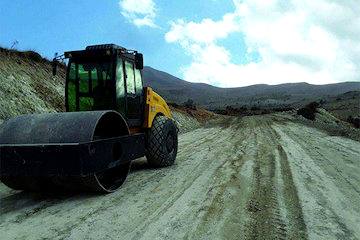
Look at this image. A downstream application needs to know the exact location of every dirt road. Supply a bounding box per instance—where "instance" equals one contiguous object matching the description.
[1,114,359,240]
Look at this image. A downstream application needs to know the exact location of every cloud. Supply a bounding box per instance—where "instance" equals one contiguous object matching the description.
[119,0,157,28]
[165,13,239,45]
[165,0,360,87]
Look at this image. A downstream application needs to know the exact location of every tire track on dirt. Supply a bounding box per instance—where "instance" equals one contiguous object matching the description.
[244,125,285,240]
[243,118,307,240]
[278,123,360,197]
[276,144,308,239]
[135,120,253,240]
[273,122,360,239]
[188,121,252,239]
[124,127,241,239]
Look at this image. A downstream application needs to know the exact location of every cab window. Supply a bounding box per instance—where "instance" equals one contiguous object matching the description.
[116,58,126,115]
[125,61,135,94]
[66,59,113,112]
[135,69,143,95]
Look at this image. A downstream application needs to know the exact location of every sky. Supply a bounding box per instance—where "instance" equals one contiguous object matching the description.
[0,0,359,87]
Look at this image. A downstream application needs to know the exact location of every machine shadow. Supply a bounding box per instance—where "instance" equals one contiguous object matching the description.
[0,158,153,215]
[130,158,152,173]
[0,187,98,215]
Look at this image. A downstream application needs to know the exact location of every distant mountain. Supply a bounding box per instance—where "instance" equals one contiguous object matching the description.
[143,66,360,109]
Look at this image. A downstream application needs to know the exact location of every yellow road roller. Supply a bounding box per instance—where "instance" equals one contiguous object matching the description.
[0,44,178,193]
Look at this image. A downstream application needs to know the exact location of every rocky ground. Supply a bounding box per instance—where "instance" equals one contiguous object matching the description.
[1,111,359,240]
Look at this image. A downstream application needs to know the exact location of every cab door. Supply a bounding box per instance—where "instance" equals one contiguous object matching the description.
[124,60,143,126]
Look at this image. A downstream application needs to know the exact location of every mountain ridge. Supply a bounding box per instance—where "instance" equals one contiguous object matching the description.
[142,66,360,109]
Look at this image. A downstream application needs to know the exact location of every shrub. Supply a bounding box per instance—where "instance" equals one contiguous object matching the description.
[23,51,43,62]
[347,116,360,128]
[239,106,248,111]
[261,109,271,115]
[353,118,360,128]
[183,98,197,110]
[297,102,319,121]
[168,102,179,108]
[225,106,235,111]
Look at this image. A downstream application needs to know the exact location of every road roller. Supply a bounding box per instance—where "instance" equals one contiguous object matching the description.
[0,44,178,193]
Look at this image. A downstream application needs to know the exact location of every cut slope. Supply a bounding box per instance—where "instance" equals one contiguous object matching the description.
[0,48,65,124]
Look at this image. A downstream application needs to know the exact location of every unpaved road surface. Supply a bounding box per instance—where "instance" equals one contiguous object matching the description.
[1,114,360,240]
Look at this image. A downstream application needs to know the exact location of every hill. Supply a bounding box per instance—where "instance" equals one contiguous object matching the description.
[143,66,360,109]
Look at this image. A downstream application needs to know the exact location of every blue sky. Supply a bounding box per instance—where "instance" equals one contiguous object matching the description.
[0,0,359,87]
[0,0,235,79]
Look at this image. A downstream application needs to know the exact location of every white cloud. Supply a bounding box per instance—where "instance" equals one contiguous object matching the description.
[165,13,239,45]
[165,0,360,87]
[119,0,157,28]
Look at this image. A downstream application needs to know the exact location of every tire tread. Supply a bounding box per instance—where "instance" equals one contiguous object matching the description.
[146,115,177,167]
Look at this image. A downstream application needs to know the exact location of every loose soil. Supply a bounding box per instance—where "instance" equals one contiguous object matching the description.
[1,113,359,240]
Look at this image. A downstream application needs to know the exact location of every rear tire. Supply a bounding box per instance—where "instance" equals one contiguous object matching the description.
[146,115,178,168]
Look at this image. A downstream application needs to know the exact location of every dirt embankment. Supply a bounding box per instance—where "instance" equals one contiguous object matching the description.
[171,105,215,133]
[1,113,359,240]
[0,48,65,124]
